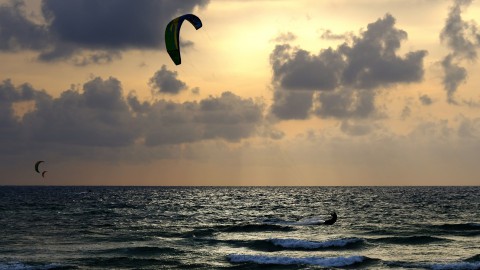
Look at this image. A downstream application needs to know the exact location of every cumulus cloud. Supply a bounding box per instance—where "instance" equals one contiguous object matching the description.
[144,92,264,145]
[149,65,188,95]
[440,0,480,103]
[315,88,376,119]
[0,77,267,160]
[271,90,313,120]
[271,45,344,91]
[0,0,209,64]
[270,14,427,120]
[23,77,141,147]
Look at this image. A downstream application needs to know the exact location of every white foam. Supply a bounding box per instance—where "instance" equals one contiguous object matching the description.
[227,254,366,267]
[269,237,362,249]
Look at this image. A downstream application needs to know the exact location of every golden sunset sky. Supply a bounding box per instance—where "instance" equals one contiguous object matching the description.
[1,0,480,185]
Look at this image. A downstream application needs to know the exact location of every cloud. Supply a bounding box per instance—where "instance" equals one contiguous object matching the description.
[439,0,480,103]
[23,77,141,147]
[440,0,479,59]
[0,1,50,52]
[143,92,265,145]
[0,80,29,141]
[457,115,480,139]
[271,90,313,120]
[319,29,351,40]
[340,120,374,136]
[149,65,188,94]
[0,0,209,64]
[271,32,297,43]
[191,87,200,95]
[269,14,427,120]
[1,77,267,160]
[315,88,376,119]
[401,105,411,119]
[42,0,208,49]
[441,54,467,104]
[340,14,427,89]
[270,45,344,91]
[419,94,433,106]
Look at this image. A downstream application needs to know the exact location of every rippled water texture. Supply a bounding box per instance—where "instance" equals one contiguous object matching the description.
[0,186,479,269]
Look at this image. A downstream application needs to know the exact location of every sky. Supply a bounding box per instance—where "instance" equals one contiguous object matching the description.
[1,0,480,186]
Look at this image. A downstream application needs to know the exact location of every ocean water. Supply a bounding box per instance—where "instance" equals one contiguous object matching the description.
[0,186,479,269]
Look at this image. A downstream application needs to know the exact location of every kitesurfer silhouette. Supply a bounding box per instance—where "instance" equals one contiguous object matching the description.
[324,211,337,225]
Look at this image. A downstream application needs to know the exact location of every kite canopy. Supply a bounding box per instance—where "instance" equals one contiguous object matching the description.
[34,161,47,178]
[35,161,44,173]
[165,14,202,65]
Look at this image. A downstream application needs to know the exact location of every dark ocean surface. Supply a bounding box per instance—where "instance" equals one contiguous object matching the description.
[0,186,479,269]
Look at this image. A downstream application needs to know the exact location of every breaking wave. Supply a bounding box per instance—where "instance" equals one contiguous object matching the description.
[268,237,365,250]
[227,254,375,267]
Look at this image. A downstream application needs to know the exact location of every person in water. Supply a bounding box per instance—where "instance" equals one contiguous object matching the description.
[323,211,337,225]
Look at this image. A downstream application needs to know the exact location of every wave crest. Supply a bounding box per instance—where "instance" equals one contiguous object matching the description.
[227,254,371,267]
[268,237,364,249]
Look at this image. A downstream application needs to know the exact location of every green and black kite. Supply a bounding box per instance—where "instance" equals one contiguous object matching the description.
[165,14,203,65]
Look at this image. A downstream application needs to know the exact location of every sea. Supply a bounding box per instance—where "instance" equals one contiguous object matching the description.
[0,186,479,269]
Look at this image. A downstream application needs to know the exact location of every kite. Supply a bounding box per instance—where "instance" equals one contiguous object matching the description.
[34,161,47,178]
[165,14,203,65]
[35,161,44,173]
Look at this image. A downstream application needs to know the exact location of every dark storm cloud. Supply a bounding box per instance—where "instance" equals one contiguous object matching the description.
[41,0,208,49]
[0,0,209,64]
[270,14,427,120]
[0,1,50,51]
[419,94,433,106]
[440,0,480,103]
[0,77,267,159]
[149,65,187,95]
